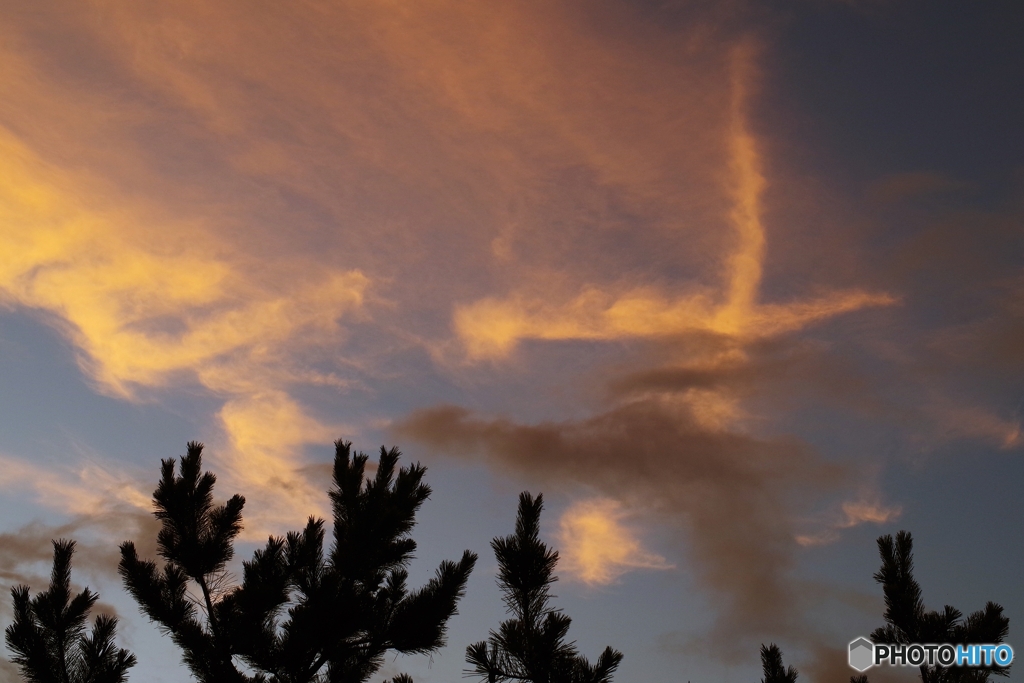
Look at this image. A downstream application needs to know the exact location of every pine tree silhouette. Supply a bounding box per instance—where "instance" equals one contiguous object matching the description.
[465,492,623,683]
[118,440,476,683]
[5,539,137,683]
[758,644,797,683]
[871,531,1010,683]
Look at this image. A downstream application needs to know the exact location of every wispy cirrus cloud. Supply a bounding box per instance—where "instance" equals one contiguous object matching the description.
[399,41,904,657]
[1,3,1021,679]
[0,451,159,593]
[452,45,895,361]
[796,498,903,547]
[0,127,365,532]
[0,0,760,539]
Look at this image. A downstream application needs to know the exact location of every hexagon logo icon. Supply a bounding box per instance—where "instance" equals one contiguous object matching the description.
[849,637,874,672]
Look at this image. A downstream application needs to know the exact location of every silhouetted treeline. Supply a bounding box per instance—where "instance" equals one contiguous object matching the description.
[5,441,1011,683]
[4,440,624,683]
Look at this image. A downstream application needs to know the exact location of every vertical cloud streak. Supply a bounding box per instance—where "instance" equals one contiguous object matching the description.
[451,43,894,359]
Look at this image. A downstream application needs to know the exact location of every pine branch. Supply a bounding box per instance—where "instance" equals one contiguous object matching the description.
[759,644,797,683]
[872,531,1012,683]
[121,439,475,683]
[466,492,622,683]
[873,531,924,643]
[6,540,136,683]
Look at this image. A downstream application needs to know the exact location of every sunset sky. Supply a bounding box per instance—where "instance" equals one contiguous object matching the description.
[1,1,1022,681]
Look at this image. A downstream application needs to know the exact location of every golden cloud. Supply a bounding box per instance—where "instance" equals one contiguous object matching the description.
[0,0,756,536]
[453,45,895,361]
[557,497,673,586]
[0,452,149,518]
[795,498,903,547]
[0,124,367,530]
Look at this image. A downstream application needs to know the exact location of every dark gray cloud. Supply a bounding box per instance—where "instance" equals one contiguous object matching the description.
[396,396,849,655]
[0,510,159,616]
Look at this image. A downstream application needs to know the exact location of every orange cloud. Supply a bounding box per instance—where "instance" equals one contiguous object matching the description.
[0,450,164,602]
[453,45,895,361]
[0,0,756,535]
[927,403,1023,450]
[0,125,366,531]
[557,498,673,586]
[840,499,903,527]
[217,392,345,534]
[0,451,150,519]
[795,498,902,547]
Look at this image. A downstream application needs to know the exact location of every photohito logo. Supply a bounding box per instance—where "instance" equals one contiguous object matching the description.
[848,638,1014,672]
